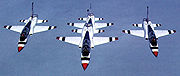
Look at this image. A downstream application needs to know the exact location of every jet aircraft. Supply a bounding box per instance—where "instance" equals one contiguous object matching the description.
[56,5,118,70]
[122,6,176,57]
[4,2,56,52]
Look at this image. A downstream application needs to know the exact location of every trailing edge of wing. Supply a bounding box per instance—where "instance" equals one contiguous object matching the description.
[154,30,176,38]
[33,26,56,34]
[93,37,118,46]
[4,25,24,33]
[56,37,81,46]
[122,30,144,38]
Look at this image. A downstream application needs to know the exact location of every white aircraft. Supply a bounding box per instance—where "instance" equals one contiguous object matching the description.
[56,5,118,70]
[4,2,56,52]
[122,6,176,57]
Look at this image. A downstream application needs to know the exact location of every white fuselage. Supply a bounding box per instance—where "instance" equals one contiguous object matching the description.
[80,14,96,48]
[143,20,155,39]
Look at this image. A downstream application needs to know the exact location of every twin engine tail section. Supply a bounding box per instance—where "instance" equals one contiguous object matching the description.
[18,38,28,52]
[150,43,158,57]
[81,53,90,70]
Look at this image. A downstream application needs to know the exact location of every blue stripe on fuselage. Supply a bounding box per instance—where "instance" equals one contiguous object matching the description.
[20,21,31,41]
[148,25,157,46]
[81,31,91,56]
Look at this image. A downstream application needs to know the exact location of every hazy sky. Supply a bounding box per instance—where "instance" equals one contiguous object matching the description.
[0,0,179,76]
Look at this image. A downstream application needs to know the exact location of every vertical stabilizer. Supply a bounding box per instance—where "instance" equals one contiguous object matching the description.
[87,3,92,12]
[32,2,34,17]
[147,6,149,21]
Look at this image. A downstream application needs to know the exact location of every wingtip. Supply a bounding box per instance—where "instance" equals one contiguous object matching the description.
[102,30,105,32]
[54,26,57,29]
[173,30,176,33]
[56,37,60,40]
[72,30,74,32]
[115,37,118,40]
[122,30,125,33]
[4,26,7,28]
[111,23,114,25]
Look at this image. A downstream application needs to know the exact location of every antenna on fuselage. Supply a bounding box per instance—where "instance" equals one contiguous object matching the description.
[31,2,34,17]
[147,6,149,21]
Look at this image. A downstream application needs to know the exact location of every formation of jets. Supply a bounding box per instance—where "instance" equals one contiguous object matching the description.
[3,2,176,70]
[56,6,118,70]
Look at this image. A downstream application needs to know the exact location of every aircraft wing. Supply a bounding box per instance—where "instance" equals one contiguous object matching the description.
[37,20,48,23]
[93,37,118,46]
[122,30,144,38]
[56,37,81,46]
[154,30,176,38]
[33,26,56,34]
[67,23,85,28]
[4,25,24,33]
[94,23,114,29]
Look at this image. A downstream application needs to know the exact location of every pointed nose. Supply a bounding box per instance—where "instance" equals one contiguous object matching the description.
[82,63,89,71]
[153,51,158,57]
[18,47,24,52]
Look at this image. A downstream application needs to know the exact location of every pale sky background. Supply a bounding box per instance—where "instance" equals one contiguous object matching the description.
[0,0,179,76]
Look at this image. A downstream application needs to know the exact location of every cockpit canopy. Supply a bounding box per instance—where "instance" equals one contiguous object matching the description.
[143,18,150,22]
[32,14,38,18]
[88,13,94,16]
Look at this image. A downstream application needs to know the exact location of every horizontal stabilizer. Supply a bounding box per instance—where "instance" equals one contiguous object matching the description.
[132,24,143,27]
[154,30,176,38]
[37,20,48,23]
[19,20,28,23]
[93,37,118,46]
[56,37,81,46]
[94,23,113,29]
[78,18,87,21]
[67,23,85,28]
[4,25,24,33]
[152,24,162,27]
[122,30,144,38]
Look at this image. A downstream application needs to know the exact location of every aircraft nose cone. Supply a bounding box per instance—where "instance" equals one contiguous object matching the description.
[82,63,89,71]
[153,51,158,57]
[18,47,24,52]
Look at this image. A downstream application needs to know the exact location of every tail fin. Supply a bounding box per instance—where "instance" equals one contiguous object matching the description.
[87,3,92,12]
[147,6,149,21]
[32,2,34,17]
